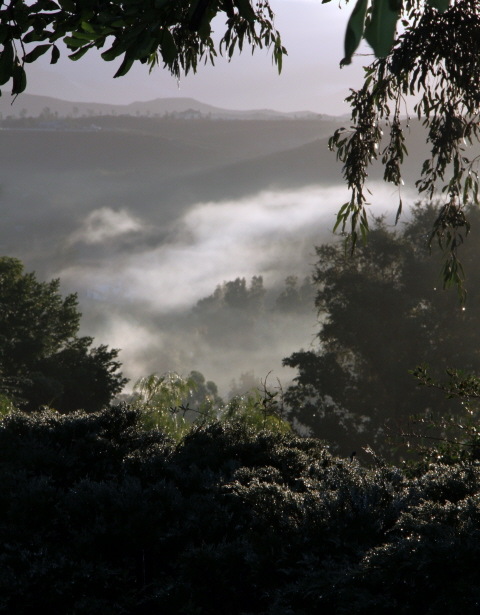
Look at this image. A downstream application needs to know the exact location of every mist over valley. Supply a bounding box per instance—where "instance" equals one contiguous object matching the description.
[1,95,423,395]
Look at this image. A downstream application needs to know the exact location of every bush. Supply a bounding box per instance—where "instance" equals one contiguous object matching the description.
[1,407,480,613]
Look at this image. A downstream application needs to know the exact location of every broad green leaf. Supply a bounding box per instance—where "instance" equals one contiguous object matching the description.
[364,0,401,58]
[64,35,89,48]
[23,30,49,43]
[101,43,125,61]
[34,0,59,10]
[67,30,99,41]
[68,46,91,61]
[342,0,369,65]
[24,43,51,63]
[11,64,26,95]
[81,20,96,33]
[51,44,60,64]
[0,40,14,86]
[159,29,177,64]
[114,53,134,77]
[427,0,449,11]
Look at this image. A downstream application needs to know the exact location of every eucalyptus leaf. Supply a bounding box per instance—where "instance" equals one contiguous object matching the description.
[364,0,401,58]
[342,0,369,65]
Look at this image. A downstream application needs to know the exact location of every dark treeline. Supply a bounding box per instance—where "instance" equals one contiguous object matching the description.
[3,204,480,610]
[1,407,480,613]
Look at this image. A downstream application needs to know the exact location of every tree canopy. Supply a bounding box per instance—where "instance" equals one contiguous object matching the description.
[283,204,480,458]
[0,257,126,412]
[329,0,480,296]
[0,0,284,96]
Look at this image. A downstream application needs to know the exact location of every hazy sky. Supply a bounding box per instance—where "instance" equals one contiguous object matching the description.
[25,0,368,114]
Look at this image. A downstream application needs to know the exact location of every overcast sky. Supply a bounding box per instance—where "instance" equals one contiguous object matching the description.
[24,0,369,115]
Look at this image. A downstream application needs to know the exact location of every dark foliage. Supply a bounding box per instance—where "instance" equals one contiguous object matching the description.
[0,257,126,412]
[1,406,480,613]
[284,204,480,458]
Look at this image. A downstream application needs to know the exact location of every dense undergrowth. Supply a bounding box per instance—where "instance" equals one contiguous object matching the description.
[1,406,480,614]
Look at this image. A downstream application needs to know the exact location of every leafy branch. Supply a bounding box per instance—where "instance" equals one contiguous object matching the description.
[329,0,480,299]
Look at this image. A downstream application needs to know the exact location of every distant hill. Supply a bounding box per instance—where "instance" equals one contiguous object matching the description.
[0,93,329,121]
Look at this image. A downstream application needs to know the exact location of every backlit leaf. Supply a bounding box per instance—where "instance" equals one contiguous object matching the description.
[364,0,401,58]
[342,0,369,65]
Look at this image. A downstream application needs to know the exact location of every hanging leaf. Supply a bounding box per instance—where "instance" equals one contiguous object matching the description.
[24,44,51,63]
[0,40,14,85]
[342,0,369,65]
[68,46,91,61]
[64,35,89,48]
[159,29,177,65]
[11,63,27,95]
[51,44,60,64]
[101,43,124,61]
[364,0,401,58]
[114,53,134,77]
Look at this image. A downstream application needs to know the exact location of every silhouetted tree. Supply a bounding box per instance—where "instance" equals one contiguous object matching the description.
[284,204,480,457]
[0,257,126,412]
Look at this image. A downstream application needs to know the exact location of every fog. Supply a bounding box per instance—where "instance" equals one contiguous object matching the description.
[54,183,416,395]
[0,108,420,396]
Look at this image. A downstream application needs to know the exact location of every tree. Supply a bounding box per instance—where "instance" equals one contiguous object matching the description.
[329,0,480,295]
[130,369,289,438]
[283,204,480,458]
[0,0,284,96]
[0,256,126,411]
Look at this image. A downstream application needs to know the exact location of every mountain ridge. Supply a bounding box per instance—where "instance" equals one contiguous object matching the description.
[0,92,337,120]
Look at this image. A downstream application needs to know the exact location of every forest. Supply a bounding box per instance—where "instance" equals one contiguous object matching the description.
[2,201,480,612]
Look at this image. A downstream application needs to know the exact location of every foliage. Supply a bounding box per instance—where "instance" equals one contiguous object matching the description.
[283,204,480,459]
[0,256,126,412]
[402,365,480,465]
[220,383,291,434]
[329,0,480,297]
[339,0,450,65]
[1,405,480,613]
[274,274,314,313]
[0,392,15,416]
[189,274,314,357]
[0,0,285,97]
[131,370,220,438]
[131,369,290,439]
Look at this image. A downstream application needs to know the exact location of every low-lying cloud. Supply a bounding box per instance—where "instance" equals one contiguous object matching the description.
[68,207,143,245]
[56,181,417,394]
